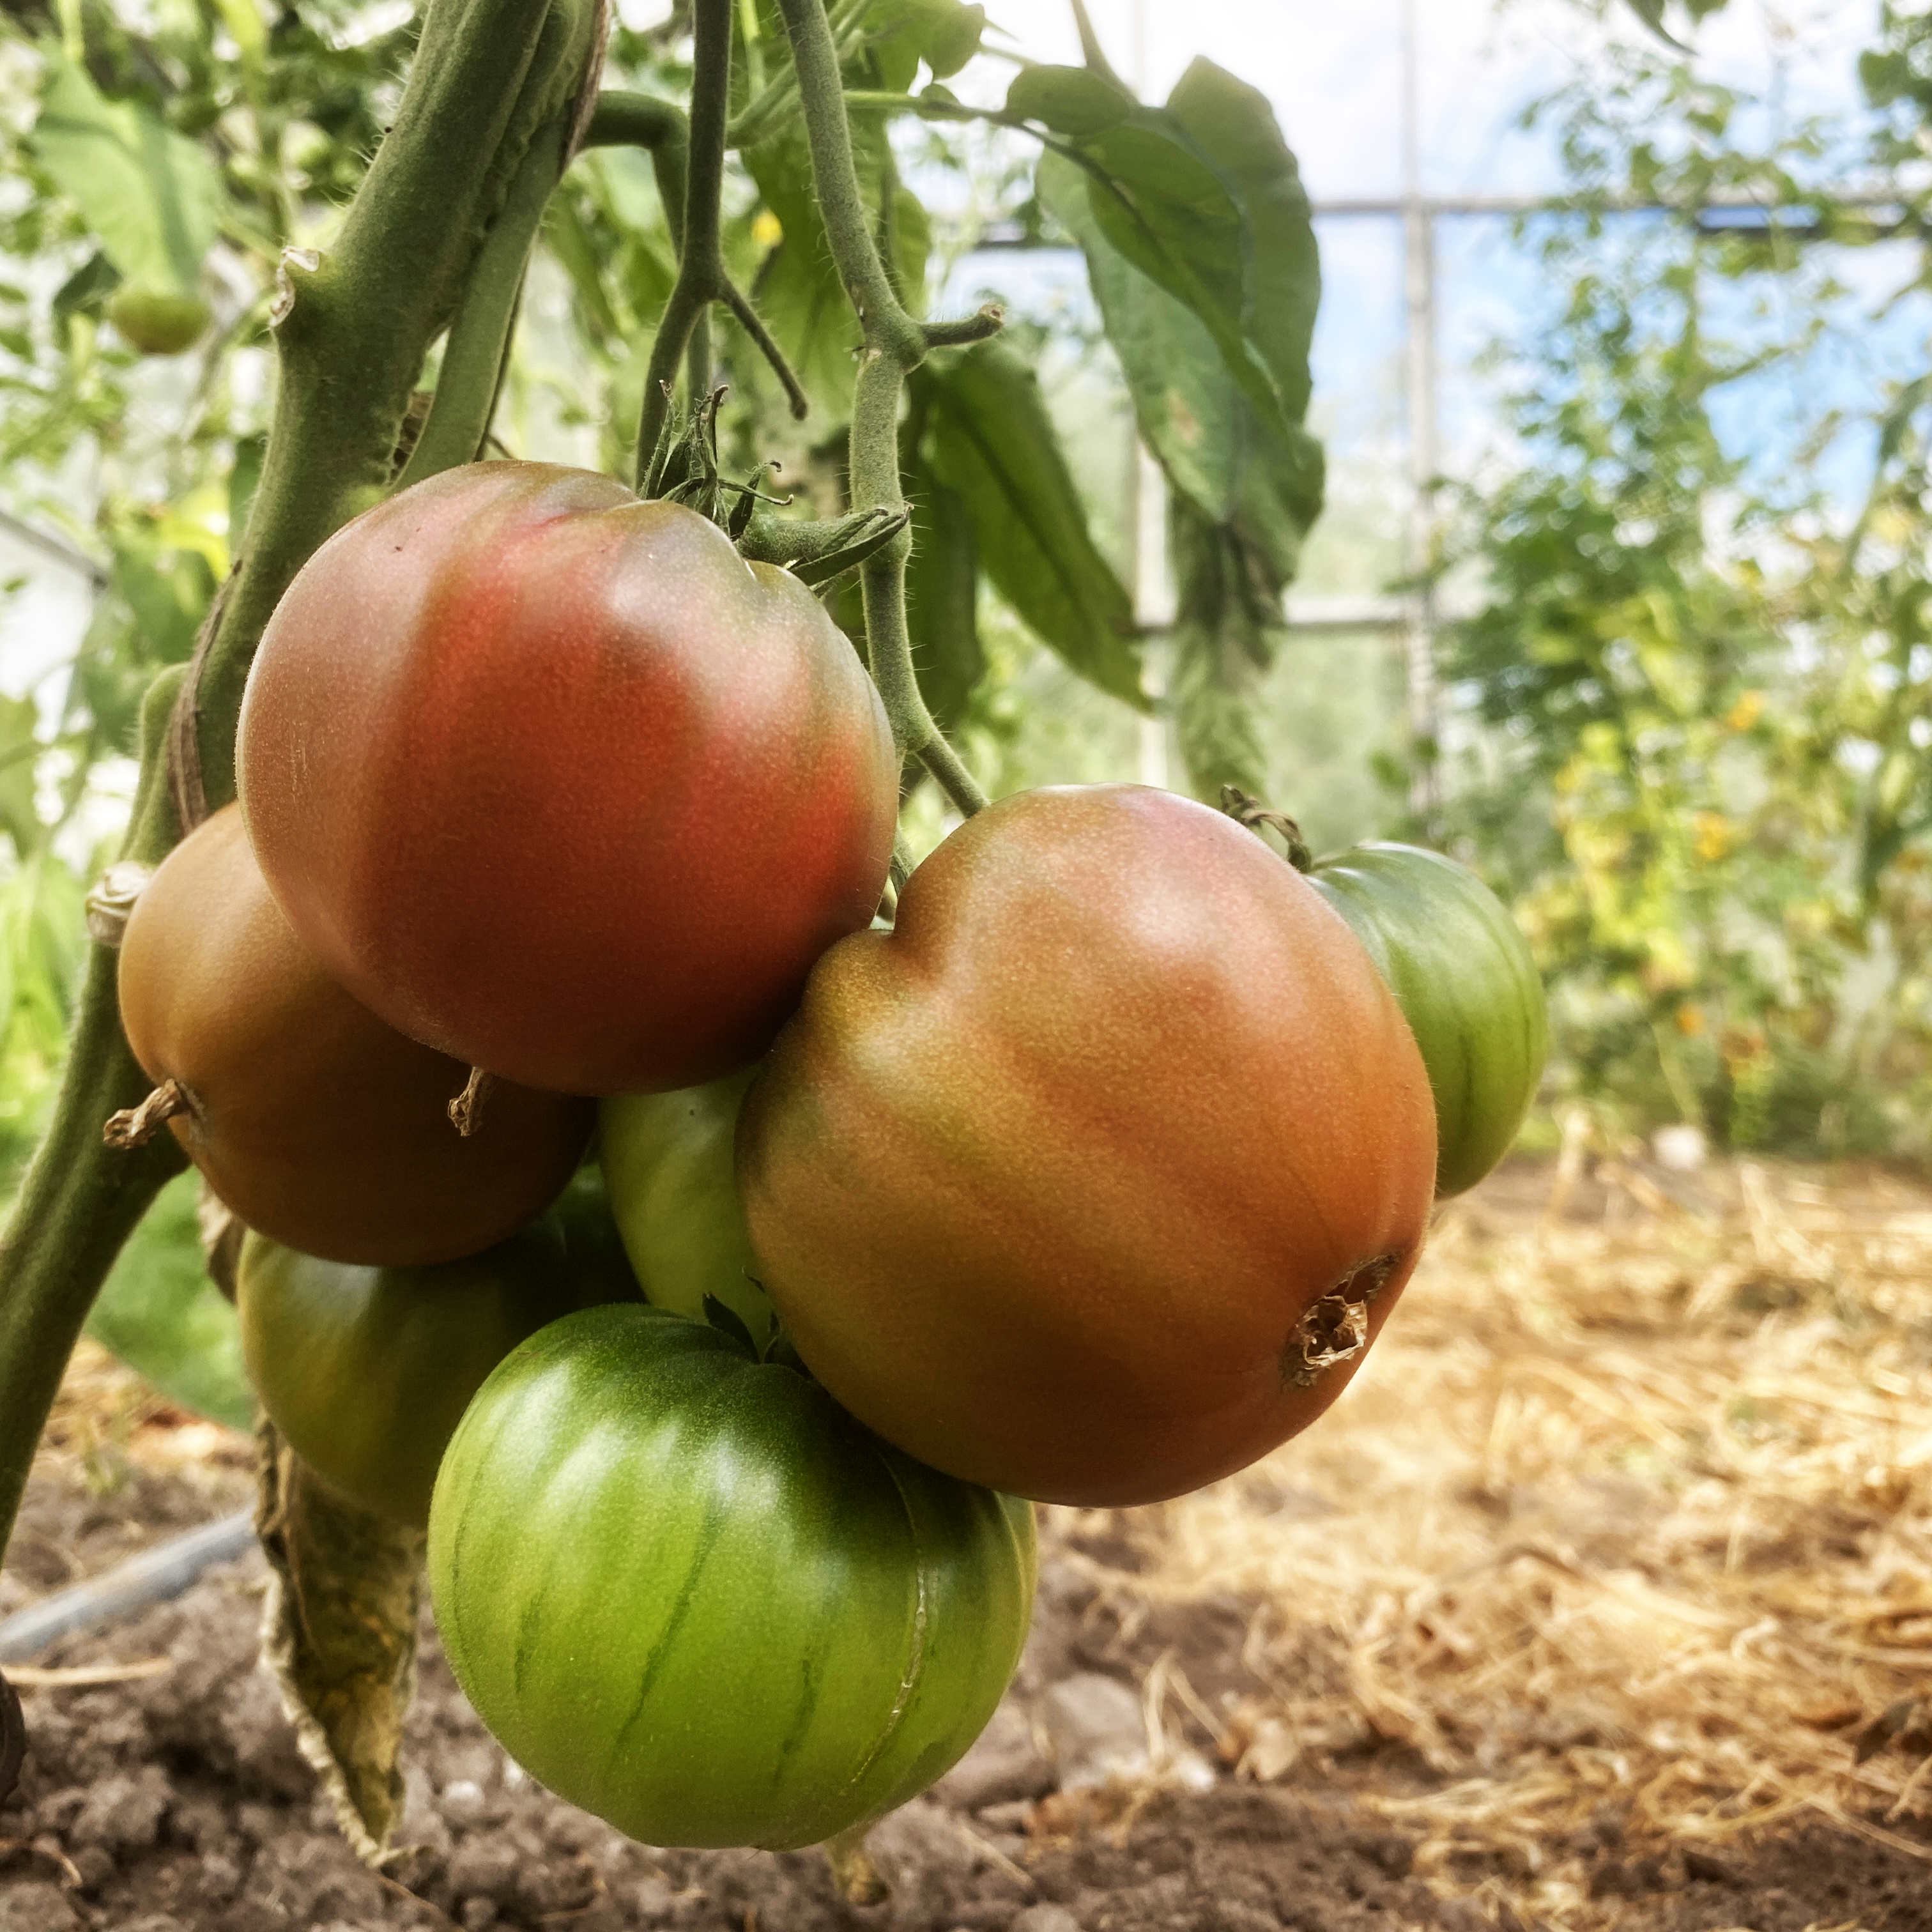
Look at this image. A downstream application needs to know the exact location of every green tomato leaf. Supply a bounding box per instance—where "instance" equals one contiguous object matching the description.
[1006,63,1134,138]
[229,431,267,548]
[1038,146,1322,602]
[1164,59,1320,424]
[903,434,985,732]
[50,249,120,328]
[0,696,41,861]
[544,190,626,348]
[1167,494,1284,802]
[1623,0,1689,50]
[85,1172,253,1430]
[921,342,1142,709]
[33,56,227,296]
[865,0,986,83]
[1009,70,1291,443]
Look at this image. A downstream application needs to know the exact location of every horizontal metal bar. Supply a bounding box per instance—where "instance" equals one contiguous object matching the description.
[1313,187,1906,218]
[0,1510,256,1662]
[0,508,109,588]
[961,187,1910,256]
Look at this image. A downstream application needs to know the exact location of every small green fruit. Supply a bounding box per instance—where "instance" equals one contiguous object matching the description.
[107,288,211,356]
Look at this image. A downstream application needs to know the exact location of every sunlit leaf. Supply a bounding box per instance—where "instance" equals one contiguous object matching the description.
[1008,66,1291,441]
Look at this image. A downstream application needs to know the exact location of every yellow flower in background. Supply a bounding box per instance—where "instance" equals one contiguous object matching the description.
[1694,811,1735,861]
[751,209,783,249]
[1726,690,1765,732]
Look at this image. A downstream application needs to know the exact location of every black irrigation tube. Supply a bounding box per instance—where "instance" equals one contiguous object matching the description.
[0,1508,257,1807]
[0,1508,256,1667]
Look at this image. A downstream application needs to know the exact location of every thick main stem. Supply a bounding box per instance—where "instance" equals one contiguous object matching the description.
[774,0,997,816]
[0,673,188,1560]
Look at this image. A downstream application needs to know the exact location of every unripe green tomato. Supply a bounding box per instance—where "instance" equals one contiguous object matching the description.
[599,1073,775,1346]
[546,1162,646,1308]
[428,1304,1037,1850]
[105,287,211,356]
[237,1221,632,1528]
[1307,842,1547,1198]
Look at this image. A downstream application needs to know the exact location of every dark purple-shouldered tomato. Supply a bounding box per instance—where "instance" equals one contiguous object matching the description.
[237,1217,631,1528]
[235,463,900,1095]
[1307,843,1547,1198]
[427,1303,1036,1849]
[736,783,1439,1507]
[116,804,592,1266]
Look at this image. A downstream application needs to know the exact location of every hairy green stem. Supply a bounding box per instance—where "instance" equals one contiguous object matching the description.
[395,119,571,492]
[634,0,807,480]
[774,0,999,815]
[0,672,188,1564]
[0,0,606,1580]
[187,0,603,809]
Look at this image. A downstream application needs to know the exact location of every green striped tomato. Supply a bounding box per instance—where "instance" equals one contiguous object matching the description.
[427,1304,1036,1850]
[599,1073,776,1347]
[1307,842,1547,1198]
[237,1218,629,1528]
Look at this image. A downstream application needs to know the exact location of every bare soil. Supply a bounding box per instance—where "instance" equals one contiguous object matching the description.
[3,1156,1931,1931]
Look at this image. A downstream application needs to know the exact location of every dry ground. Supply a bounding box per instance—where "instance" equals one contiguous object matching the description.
[2,1153,1929,1931]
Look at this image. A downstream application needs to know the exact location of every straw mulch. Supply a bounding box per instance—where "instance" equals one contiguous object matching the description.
[1101,1154,1932,1924]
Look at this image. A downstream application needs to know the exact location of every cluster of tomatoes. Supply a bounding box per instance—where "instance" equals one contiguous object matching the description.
[114,459,1546,1851]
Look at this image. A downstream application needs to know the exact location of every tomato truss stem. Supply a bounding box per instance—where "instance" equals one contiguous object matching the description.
[774,0,1002,818]
[631,0,810,479]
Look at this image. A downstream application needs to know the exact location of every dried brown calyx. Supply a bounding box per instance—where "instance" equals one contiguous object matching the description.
[1282,1254,1402,1389]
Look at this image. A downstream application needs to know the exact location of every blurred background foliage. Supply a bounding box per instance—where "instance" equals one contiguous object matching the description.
[1440,0,1932,1158]
[0,0,1929,1419]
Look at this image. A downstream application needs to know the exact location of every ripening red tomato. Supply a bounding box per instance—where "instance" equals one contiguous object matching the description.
[116,805,591,1266]
[737,784,1439,1506]
[236,463,899,1095]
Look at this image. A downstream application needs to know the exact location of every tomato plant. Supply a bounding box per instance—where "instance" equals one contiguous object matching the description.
[600,1073,776,1346]
[1307,843,1549,1197]
[116,804,593,1265]
[237,1217,629,1528]
[236,466,900,1096]
[427,1303,1036,1850]
[737,784,1439,1508]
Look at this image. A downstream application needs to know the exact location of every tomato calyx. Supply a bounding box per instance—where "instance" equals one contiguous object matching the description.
[1220,785,1314,873]
[700,1289,808,1374]
[643,380,911,586]
[1281,1252,1402,1390]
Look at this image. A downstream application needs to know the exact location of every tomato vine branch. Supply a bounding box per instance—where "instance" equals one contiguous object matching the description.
[632,0,809,483]
[773,0,1002,817]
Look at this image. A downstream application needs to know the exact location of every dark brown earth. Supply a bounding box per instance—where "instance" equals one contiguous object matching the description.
[3,1445,1929,1932]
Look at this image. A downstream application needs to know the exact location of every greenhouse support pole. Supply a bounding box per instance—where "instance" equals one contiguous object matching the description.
[1400,0,1441,823]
